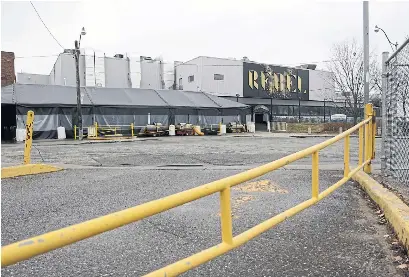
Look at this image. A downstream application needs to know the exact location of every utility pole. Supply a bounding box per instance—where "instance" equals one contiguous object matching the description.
[75,40,82,140]
[363,1,370,104]
[323,99,326,123]
[74,27,86,140]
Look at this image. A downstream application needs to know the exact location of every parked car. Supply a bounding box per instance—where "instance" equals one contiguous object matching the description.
[330,114,347,122]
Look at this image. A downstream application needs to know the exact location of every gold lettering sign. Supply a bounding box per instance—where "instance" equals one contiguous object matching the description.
[248,71,259,89]
[261,72,266,90]
[248,70,305,94]
[273,73,279,91]
[279,73,285,92]
[286,73,292,92]
[261,71,273,92]
[298,76,302,93]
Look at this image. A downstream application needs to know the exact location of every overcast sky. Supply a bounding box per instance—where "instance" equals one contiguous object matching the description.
[1,0,408,75]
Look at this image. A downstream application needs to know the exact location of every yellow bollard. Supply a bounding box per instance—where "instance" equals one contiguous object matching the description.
[344,134,350,177]
[74,125,77,140]
[131,123,134,137]
[364,104,373,173]
[94,122,98,138]
[358,126,364,165]
[220,187,233,244]
[311,151,319,199]
[23,111,34,165]
[372,111,376,159]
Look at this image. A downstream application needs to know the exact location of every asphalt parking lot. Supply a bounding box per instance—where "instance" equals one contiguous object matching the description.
[1,135,398,277]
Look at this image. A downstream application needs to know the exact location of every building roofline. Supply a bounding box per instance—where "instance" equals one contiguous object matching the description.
[17,72,50,76]
[180,56,331,73]
[180,56,244,65]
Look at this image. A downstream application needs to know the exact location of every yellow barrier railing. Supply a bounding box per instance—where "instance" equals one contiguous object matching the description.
[1,104,376,276]
[86,123,135,138]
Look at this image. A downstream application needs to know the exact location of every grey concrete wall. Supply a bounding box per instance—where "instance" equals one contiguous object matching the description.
[105,57,130,88]
[175,60,198,91]
[140,60,162,89]
[175,56,243,96]
[200,57,243,97]
[46,52,166,89]
[17,73,49,85]
[49,53,85,87]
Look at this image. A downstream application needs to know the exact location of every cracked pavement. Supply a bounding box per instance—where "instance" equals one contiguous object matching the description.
[1,135,399,276]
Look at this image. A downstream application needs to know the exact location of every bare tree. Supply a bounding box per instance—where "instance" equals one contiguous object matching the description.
[370,92,382,108]
[326,40,380,123]
[392,71,409,116]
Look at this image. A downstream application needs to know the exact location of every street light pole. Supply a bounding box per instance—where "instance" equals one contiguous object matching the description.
[296,69,301,122]
[75,40,82,140]
[363,1,370,105]
[375,25,398,51]
[75,27,86,140]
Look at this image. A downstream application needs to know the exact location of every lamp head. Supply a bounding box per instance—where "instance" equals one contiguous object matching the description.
[81,27,86,36]
[374,25,379,33]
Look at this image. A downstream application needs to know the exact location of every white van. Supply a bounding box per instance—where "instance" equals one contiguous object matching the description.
[330,114,347,122]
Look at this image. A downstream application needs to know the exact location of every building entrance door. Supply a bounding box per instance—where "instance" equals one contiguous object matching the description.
[255,113,264,123]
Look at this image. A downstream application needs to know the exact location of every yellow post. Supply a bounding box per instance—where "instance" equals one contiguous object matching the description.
[131,123,134,137]
[220,187,233,244]
[74,125,77,140]
[115,127,117,135]
[364,104,373,173]
[23,111,34,165]
[312,151,319,199]
[372,110,376,159]
[94,122,98,138]
[358,126,364,165]
[344,134,350,177]
[219,122,222,134]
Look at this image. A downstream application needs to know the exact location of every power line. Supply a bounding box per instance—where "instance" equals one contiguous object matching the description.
[15,54,60,59]
[29,1,64,49]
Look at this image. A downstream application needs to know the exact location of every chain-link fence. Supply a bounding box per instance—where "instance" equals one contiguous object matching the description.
[383,38,409,183]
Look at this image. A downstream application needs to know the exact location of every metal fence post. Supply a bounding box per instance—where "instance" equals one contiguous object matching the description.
[23,111,34,165]
[381,52,389,175]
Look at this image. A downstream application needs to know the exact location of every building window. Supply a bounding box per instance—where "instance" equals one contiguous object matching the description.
[214,74,224,80]
[188,75,194,83]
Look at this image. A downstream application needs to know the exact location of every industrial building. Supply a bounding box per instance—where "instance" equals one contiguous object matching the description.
[175,56,342,125]
[16,50,175,90]
[10,49,351,137]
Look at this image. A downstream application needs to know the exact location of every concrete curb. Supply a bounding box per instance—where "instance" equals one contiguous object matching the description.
[1,164,63,179]
[353,171,409,250]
